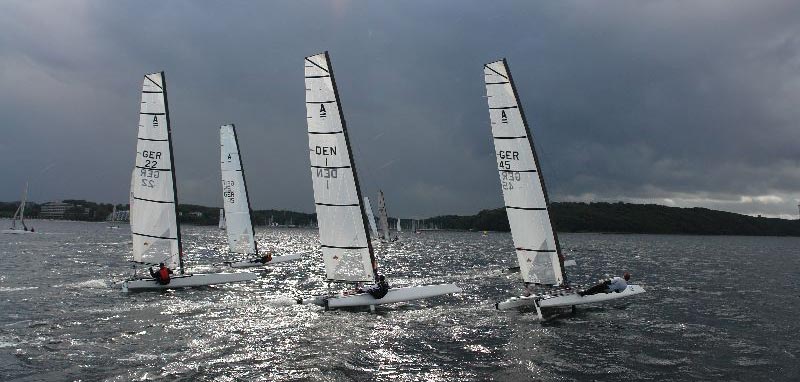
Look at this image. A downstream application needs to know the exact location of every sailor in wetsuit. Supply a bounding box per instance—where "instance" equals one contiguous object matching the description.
[149,263,173,285]
[579,272,630,296]
[358,274,390,299]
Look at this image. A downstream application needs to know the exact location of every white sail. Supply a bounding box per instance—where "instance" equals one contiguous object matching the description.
[218,209,226,229]
[130,72,181,271]
[109,205,117,222]
[484,59,563,286]
[9,182,28,230]
[305,52,376,283]
[364,196,379,237]
[396,218,402,232]
[377,190,392,241]
[220,124,257,255]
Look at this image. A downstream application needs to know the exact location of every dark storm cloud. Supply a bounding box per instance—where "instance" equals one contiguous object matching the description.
[1,0,799,217]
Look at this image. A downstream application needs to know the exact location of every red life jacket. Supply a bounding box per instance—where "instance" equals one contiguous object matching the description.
[159,267,170,281]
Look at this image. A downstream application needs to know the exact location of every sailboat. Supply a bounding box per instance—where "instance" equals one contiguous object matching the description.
[483,59,645,315]
[107,205,120,229]
[363,196,379,238]
[218,124,303,268]
[218,208,226,229]
[2,182,34,234]
[396,217,402,233]
[377,190,397,242]
[121,72,257,292]
[297,52,460,309]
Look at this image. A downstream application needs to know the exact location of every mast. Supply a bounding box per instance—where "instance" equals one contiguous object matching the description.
[231,124,259,255]
[162,71,184,274]
[326,51,377,279]
[502,59,565,282]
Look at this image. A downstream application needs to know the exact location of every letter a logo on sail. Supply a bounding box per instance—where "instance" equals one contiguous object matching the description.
[153,115,159,127]
[319,104,327,118]
[501,110,508,124]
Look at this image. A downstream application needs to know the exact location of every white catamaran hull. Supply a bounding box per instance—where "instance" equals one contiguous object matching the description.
[226,254,304,268]
[299,284,461,308]
[2,229,34,234]
[496,284,645,310]
[121,272,257,292]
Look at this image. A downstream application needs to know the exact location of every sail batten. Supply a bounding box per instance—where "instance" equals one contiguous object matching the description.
[130,72,182,272]
[220,124,257,255]
[305,52,376,283]
[484,59,564,286]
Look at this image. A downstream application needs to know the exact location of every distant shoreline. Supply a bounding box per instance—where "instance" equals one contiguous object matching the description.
[3,201,799,237]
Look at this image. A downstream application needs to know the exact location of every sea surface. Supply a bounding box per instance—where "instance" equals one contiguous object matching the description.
[1,219,798,381]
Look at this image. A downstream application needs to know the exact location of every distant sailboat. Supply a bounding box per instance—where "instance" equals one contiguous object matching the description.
[396,217,402,232]
[2,182,34,234]
[107,205,120,229]
[297,52,460,309]
[363,196,379,237]
[218,124,303,268]
[218,208,226,230]
[483,59,645,315]
[377,190,397,242]
[121,72,256,292]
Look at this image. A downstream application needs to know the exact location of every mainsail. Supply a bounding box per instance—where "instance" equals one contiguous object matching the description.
[377,190,392,241]
[220,124,257,255]
[10,182,28,230]
[218,209,226,229]
[305,51,376,283]
[130,72,183,272]
[396,218,402,232]
[483,59,564,286]
[364,196,379,237]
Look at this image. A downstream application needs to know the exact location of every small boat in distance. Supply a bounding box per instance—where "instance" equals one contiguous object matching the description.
[218,208,226,230]
[363,196,379,238]
[107,205,120,229]
[218,124,303,268]
[2,182,35,234]
[297,52,460,310]
[121,72,256,292]
[377,190,398,242]
[483,59,645,317]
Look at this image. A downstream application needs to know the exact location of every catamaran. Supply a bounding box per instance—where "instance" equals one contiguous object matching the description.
[218,208,226,230]
[107,205,120,229]
[121,72,257,292]
[218,124,303,268]
[377,190,397,242]
[297,52,460,309]
[483,59,645,316]
[363,196,379,238]
[2,182,34,234]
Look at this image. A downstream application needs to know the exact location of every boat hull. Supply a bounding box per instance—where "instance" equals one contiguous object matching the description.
[2,229,35,234]
[227,254,303,268]
[299,283,461,308]
[121,272,257,292]
[496,284,646,310]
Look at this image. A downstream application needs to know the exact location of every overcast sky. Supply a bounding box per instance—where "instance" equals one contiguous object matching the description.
[1,1,799,218]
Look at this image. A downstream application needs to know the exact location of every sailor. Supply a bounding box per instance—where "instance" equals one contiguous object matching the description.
[259,252,273,264]
[359,274,390,299]
[578,272,630,296]
[149,263,173,285]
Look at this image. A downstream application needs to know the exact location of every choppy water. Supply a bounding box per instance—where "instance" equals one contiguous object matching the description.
[1,219,798,381]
